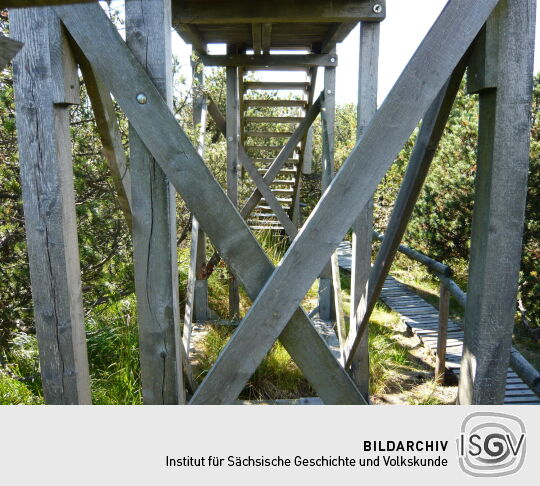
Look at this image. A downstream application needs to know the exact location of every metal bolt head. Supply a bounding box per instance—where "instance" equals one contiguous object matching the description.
[327,89,332,95]
[136,93,147,104]
[330,57,336,63]
[373,3,383,14]
[227,136,233,142]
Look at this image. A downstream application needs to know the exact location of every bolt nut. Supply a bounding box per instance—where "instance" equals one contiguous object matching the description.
[330,57,336,63]
[136,93,147,104]
[327,89,332,95]
[373,3,383,14]
[227,136,233,142]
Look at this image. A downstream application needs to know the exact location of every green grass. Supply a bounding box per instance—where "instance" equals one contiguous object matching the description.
[195,324,314,400]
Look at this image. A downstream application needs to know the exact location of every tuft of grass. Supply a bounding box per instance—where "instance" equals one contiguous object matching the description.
[86,297,142,405]
[0,371,44,405]
[196,324,313,400]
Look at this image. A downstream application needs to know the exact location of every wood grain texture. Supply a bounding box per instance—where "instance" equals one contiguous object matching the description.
[77,48,133,230]
[345,59,466,369]
[11,7,91,404]
[189,0,500,404]
[125,0,184,405]
[347,21,379,398]
[56,2,364,404]
[0,34,23,69]
[458,0,536,405]
[172,0,386,23]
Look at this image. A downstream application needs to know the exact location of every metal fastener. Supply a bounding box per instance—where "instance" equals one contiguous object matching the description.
[227,136,233,142]
[327,89,332,95]
[136,93,147,104]
[373,4,383,14]
[330,57,336,63]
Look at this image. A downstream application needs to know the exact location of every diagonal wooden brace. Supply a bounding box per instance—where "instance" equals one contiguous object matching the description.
[0,34,23,69]
[189,0,501,404]
[345,56,469,368]
[54,2,365,404]
[207,99,298,239]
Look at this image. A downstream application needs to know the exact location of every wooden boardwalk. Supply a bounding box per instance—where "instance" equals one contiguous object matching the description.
[337,241,540,405]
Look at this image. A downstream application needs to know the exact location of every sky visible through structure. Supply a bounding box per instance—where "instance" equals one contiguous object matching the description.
[170,0,540,106]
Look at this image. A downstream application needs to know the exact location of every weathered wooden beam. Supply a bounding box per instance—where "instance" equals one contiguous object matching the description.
[345,60,466,370]
[318,57,336,322]
[0,34,23,69]
[189,0,500,404]
[241,95,321,221]
[191,56,209,323]
[56,2,365,405]
[319,22,357,54]
[252,23,262,55]
[207,100,298,240]
[226,45,241,320]
[172,0,386,24]
[173,23,207,55]
[347,22,379,398]
[76,47,133,230]
[200,53,337,68]
[261,23,272,54]
[126,0,184,405]
[4,0,94,6]
[11,8,91,404]
[435,282,450,385]
[458,0,536,405]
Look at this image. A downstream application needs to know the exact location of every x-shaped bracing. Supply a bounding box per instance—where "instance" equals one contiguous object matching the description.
[55,1,364,404]
[55,0,500,404]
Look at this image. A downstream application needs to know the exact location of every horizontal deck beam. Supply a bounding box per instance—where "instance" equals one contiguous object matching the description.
[200,53,337,67]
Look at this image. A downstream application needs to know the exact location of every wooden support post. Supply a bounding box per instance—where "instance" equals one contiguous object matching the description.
[55,2,367,405]
[77,50,133,230]
[126,0,184,404]
[11,8,91,404]
[348,22,380,399]
[226,44,240,320]
[345,59,467,370]
[187,0,499,405]
[435,282,449,385]
[318,55,336,321]
[458,0,536,404]
[191,56,209,322]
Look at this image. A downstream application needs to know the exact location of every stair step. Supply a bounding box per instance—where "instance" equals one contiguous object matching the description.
[249,225,285,231]
[245,82,310,91]
[245,131,294,138]
[254,158,297,164]
[257,204,291,210]
[247,145,300,152]
[271,187,294,193]
[272,179,296,184]
[261,197,292,203]
[258,167,296,173]
[244,116,304,124]
[244,99,307,108]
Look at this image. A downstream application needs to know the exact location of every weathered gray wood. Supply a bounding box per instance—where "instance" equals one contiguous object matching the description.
[0,34,23,69]
[435,282,450,384]
[11,8,91,404]
[189,0,500,404]
[183,217,199,352]
[173,23,207,55]
[347,22,379,398]
[252,23,262,55]
[126,0,184,405]
[458,0,536,405]
[172,0,386,23]
[331,252,346,364]
[318,62,336,322]
[5,0,94,5]
[241,96,321,219]
[345,60,466,369]
[262,23,272,54]
[76,48,132,230]
[245,81,308,91]
[191,56,209,322]
[207,99,298,239]
[200,53,337,68]
[56,2,365,405]
[226,46,240,320]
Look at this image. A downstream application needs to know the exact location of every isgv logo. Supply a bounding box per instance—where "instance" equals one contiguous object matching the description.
[457,412,526,477]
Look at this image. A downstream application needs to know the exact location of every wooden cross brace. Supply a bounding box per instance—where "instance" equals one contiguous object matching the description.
[54,0,500,404]
[54,1,365,405]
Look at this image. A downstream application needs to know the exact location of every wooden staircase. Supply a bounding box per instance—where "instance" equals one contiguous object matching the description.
[241,67,317,231]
